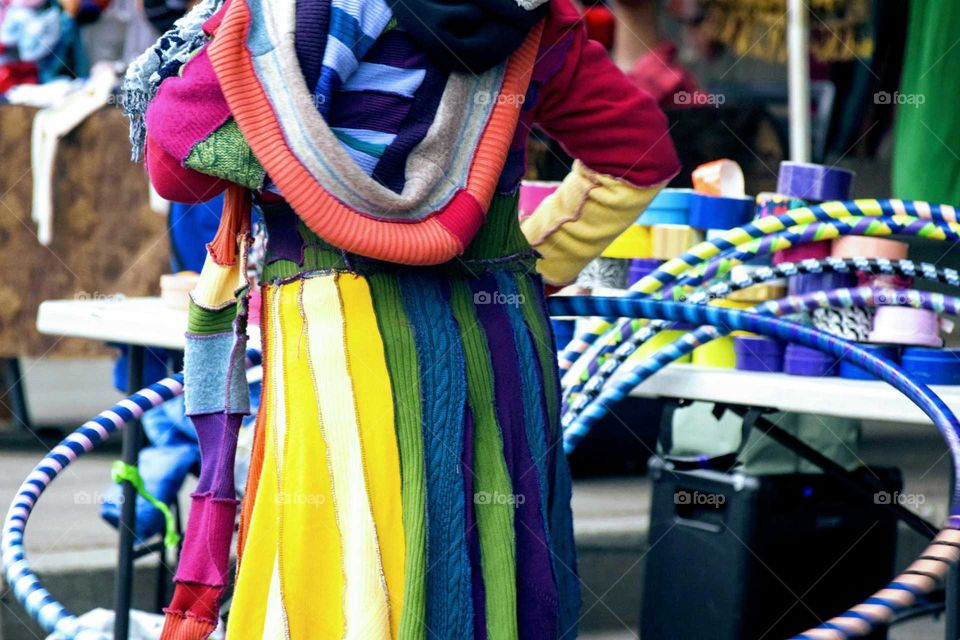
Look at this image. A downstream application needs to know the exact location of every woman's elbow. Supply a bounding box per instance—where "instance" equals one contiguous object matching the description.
[145,137,231,204]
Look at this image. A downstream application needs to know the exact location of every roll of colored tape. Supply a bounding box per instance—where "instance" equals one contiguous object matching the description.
[788,271,858,296]
[839,344,900,381]
[692,336,737,368]
[777,161,856,201]
[869,306,943,348]
[518,180,560,218]
[691,159,746,197]
[901,348,960,385]
[773,242,832,265]
[651,224,703,260]
[627,258,663,287]
[734,336,785,372]
[832,236,909,260]
[726,282,787,303]
[784,343,839,377]
[650,188,696,209]
[637,188,694,226]
[689,193,755,230]
[602,224,652,259]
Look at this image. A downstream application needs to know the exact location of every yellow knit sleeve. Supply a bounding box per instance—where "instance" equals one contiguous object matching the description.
[520,161,667,287]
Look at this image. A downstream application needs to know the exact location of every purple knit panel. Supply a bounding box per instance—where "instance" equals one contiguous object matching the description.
[295,0,330,92]
[261,202,306,265]
[469,275,560,638]
[192,412,242,499]
[331,92,412,133]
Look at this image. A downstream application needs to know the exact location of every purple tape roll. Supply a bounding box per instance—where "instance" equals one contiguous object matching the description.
[788,272,858,296]
[734,336,785,372]
[784,343,839,377]
[627,259,664,287]
[777,161,856,201]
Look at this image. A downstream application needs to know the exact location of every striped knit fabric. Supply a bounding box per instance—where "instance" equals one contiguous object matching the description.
[306,3,443,193]
[226,209,579,637]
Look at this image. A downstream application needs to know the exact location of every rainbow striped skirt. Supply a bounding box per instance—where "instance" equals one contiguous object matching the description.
[227,263,580,639]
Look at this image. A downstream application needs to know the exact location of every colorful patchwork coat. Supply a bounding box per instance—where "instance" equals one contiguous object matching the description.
[140,0,679,637]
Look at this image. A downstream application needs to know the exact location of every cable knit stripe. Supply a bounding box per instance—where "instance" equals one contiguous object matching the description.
[367,272,428,640]
[449,280,519,640]
[301,276,391,639]
[276,282,346,639]
[339,275,406,638]
[400,274,473,640]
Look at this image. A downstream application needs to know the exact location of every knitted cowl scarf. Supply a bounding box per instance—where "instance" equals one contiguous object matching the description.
[143,0,546,265]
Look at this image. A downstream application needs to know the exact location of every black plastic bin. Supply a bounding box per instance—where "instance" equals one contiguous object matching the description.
[641,459,901,640]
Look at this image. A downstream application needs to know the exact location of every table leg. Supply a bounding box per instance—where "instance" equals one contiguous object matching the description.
[114,346,144,640]
[1,357,32,432]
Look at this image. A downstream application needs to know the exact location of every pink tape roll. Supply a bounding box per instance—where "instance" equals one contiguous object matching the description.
[772,241,832,265]
[869,307,943,348]
[518,181,560,219]
[832,236,909,260]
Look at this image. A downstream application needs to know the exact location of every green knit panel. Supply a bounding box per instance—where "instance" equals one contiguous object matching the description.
[514,275,559,438]
[461,192,534,262]
[185,119,265,190]
[449,280,519,640]
[366,272,427,640]
[187,299,236,334]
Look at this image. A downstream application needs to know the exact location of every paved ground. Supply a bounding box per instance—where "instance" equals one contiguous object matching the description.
[0,416,955,639]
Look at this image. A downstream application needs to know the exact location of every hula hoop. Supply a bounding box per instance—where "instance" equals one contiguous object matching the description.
[563,256,960,413]
[1,349,262,637]
[549,296,960,639]
[564,287,960,427]
[1,376,184,636]
[662,215,947,296]
[562,212,960,375]
[558,198,957,373]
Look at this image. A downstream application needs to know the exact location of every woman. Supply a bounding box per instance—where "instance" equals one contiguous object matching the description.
[129,0,679,636]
